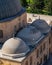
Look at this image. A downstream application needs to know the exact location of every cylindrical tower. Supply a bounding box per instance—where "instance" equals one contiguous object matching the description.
[0,0,27,42]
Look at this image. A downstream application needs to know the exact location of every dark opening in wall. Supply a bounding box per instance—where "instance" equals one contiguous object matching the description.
[0,30,3,38]
[25,61,28,65]
[30,56,33,65]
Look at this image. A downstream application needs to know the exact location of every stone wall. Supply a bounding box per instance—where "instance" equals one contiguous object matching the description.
[22,36,50,65]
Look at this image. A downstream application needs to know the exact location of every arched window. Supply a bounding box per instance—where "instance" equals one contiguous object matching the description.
[37,62,39,65]
[0,30,3,38]
[25,61,28,65]
[40,58,42,65]
[30,56,33,65]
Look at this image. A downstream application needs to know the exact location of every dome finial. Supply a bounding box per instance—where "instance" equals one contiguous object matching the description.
[13,26,16,38]
[39,16,40,19]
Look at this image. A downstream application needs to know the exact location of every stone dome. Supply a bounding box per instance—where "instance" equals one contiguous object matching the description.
[0,0,23,21]
[17,26,43,46]
[1,38,30,57]
[31,19,51,34]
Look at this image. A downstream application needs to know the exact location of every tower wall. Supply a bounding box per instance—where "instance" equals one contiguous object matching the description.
[0,13,27,42]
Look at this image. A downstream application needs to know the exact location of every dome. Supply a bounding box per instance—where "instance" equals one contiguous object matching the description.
[1,38,30,57]
[31,19,51,34]
[0,0,24,21]
[17,26,43,46]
